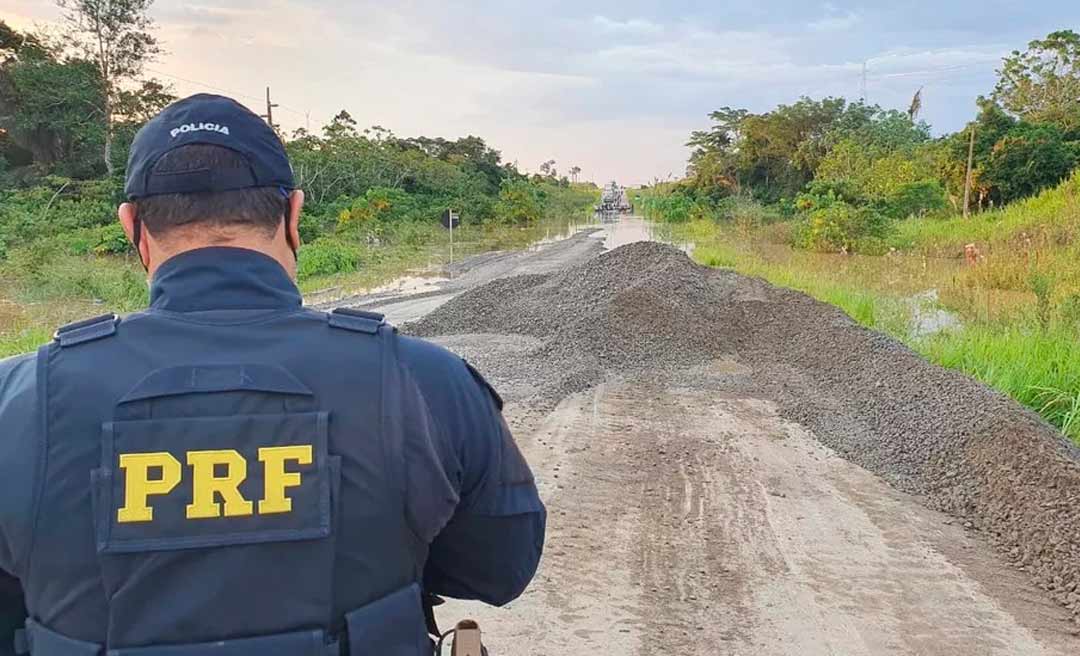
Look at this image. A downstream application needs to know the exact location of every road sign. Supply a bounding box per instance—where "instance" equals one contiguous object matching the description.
[441,209,460,229]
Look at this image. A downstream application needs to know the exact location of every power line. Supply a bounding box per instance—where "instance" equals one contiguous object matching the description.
[869,60,996,81]
[143,67,312,119]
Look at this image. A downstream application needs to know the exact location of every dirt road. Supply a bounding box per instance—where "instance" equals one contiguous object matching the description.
[329,219,1080,655]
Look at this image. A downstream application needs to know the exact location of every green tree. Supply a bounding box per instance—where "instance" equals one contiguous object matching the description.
[982,122,1078,202]
[495,179,541,224]
[937,99,1018,209]
[686,106,747,197]
[1,22,107,175]
[685,98,903,203]
[115,78,174,123]
[57,0,162,175]
[994,30,1080,135]
[815,107,934,204]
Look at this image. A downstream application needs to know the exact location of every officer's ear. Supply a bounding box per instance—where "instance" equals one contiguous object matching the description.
[118,202,150,271]
[285,189,304,254]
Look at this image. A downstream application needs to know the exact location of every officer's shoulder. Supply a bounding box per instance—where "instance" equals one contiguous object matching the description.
[0,349,36,378]
[0,350,37,407]
[396,334,468,376]
[396,336,503,411]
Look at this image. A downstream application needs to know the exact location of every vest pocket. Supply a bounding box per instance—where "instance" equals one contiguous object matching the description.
[90,411,342,647]
[93,412,331,552]
[344,583,431,656]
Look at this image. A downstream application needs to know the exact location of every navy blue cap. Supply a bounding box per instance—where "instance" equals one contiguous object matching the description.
[124,93,294,200]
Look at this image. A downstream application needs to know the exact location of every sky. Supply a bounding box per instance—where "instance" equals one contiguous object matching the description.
[3,1,1079,185]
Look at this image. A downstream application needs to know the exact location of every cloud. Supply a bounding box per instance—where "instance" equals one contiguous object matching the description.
[808,11,861,32]
[5,0,1080,185]
[591,16,663,37]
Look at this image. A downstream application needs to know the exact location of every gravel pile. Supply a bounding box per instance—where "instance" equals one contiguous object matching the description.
[406,241,1080,620]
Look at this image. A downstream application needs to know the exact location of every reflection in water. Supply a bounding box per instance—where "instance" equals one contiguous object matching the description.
[593,216,694,255]
[907,289,963,338]
[526,221,595,251]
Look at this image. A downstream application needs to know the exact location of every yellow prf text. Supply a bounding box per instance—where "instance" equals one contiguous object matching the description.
[116,445,313,523]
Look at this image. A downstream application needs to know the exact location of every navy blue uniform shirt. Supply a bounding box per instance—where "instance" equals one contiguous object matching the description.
[0,248,545,651]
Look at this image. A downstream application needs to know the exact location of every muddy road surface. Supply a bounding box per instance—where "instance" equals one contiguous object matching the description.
[325,218,1080,655]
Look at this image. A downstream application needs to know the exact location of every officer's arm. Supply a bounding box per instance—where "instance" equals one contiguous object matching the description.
[397,338,546,607]
[0,354,37,652]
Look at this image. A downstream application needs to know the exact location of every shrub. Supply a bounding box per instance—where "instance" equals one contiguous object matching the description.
[92,223,133,255]
[495,179,542,224]
[297,238,362,280]
[0,177,121,252]
[794,179,865,212]
[878,180,947,219]
[2,247,146,309]
[711,196,783,229]
[638,188,697,223]
[337,187,420,229]
[795,200,890,252]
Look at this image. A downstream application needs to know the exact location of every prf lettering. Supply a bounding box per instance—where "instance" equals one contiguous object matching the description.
[116,445,313,523]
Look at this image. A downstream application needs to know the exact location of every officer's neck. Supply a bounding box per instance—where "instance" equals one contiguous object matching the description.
[146,223,297,282]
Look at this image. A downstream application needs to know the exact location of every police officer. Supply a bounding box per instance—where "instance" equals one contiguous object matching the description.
[0,94,546,655]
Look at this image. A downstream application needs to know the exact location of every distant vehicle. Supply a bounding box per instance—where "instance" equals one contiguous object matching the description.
[595,181,632,222]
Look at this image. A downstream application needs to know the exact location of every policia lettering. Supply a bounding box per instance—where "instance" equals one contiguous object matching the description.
[117,445,313,523]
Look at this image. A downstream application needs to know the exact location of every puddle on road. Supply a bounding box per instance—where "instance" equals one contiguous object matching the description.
[592,216,694,254]
[526,221,596,251]
[310,216,688,308]
[304,273,450,307]
[364,274,448,296]
[527,215,689,254]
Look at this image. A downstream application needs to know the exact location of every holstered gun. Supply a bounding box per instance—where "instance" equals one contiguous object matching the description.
[450,620,483,656]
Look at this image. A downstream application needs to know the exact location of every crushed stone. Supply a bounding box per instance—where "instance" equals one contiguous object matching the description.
[405,241,1080,620]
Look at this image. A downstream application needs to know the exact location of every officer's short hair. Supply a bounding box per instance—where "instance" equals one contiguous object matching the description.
[134,145,289,239]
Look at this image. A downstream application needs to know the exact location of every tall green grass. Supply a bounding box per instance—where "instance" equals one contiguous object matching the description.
[683,221,1080,444]
[918,325,1080,439]
[890,169,1080,255]
[694,240,912,338]
[0,327,51,359]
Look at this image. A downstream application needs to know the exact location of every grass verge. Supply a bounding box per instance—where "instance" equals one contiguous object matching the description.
[678,221,1080,444]
[0,217,591,358]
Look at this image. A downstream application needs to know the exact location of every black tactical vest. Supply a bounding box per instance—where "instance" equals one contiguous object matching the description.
[20,306,455,655]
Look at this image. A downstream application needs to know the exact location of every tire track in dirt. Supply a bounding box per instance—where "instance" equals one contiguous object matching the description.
[441,374,1079,654]
[344,223,1080,654]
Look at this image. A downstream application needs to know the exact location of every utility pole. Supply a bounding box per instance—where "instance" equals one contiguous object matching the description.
[860,61,868,102]
[963,124,977,219]
[261,86,279,132]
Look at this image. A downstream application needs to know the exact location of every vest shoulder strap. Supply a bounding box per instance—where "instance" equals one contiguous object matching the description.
[53,313,119,348]
[328,308,386,335]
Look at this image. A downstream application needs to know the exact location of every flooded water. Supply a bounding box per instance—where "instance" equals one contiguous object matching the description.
[579,215,695,255]
[746,242,964,297]
[907,290,963,337]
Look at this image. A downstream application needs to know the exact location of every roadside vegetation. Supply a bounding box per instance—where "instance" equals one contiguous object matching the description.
[0,11,596,357]
[637,29,1080,442]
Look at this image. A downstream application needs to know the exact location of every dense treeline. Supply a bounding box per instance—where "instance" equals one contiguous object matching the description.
[0,17,594,290]
[640,30,1080,254]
